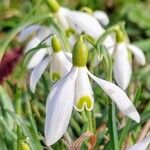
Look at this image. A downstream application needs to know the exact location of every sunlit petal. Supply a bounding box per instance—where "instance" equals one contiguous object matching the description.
[18,24,41,42]
[56,7,71,29]
[45,67,78,146]
[113,43,132,90]
[64,51,72,62]
[50,51,72,81]
[127,44,146,66]
[66,11,105,39]
[103,35,115,55]
[24,37,41,53]
[93,11,109,26]
[74,67,94,111]
[30,57,50,93]
[27,48,48,69]
[127,135,150,150]
[87,69,140,123]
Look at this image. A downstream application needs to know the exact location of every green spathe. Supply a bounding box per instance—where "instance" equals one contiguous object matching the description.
[73,38,88,67]
[45,0,60,13]
[51,35,62,53]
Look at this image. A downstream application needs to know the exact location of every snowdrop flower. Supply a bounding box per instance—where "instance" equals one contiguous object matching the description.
[80,6,110,26]
[29,35,72,92]
[113,31,146,90]
[46,0,115,54]
[127,134,150,150]
[93,10,109,26]
[18,25,59,69]
[45,37,140,146]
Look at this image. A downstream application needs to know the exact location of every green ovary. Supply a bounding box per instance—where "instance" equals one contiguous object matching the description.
[52,72,61,81]
[76,96,93,111]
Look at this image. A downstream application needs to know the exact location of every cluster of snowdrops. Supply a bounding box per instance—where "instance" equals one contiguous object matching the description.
[18,0,150,149]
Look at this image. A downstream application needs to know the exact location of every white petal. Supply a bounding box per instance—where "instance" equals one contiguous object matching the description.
[113,43,132,90]
[103,34,115,55]
[50,51,72,81]
[64,51,72,62]
[127,44,146,66]
[18,24,41,42]
[27,48,48,69]
[36,26,54,41]
[30,57,50,93]
[56,7,71,29]
[87,69,140,123]
[66,11,105,39]
[68,35,76,48]
[127,135,150,150]
[45,67,78,146]
[93,11,109,26]
[24,37,41,53]
[74,67,94,111]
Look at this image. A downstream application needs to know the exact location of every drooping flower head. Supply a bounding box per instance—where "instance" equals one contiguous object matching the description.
[45,37,140,146]
[45,0,115,52]
[29,35,72,92]
[113,26,146,90]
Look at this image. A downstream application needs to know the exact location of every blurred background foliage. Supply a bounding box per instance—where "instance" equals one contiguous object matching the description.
[0,0,150,150]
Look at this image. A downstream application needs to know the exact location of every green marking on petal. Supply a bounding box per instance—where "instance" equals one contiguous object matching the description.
[76,96,93,111]
[80,6,93,15]
[52,72,61,81]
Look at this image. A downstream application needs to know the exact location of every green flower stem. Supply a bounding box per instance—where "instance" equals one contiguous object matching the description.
[87,111,94,132]
[108,102,119,150]
[101,46,119,150]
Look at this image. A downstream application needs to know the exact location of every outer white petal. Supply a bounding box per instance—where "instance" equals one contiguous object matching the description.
[50,51,72,81]
[24,37,41,53]
[74,67,94,111]
[56,7,71,29]
[18,24,41,42]
[103,34,115,55]
[64,51,72,62]
[93,11,109,26]
[87,69,140,123]
[127,135,150,150]
[27,48,48,69]
[30,57,50,93]
[66,11,105,39]
[127,44,146,66]
[45,67,78,146]
[113,43,132,90]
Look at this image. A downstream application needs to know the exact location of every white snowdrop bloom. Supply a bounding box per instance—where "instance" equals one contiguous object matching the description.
[46,0,114,53]
[127,134,150,150]
[18,25,58,69]
[29,35,72,93]
[45,38,140,146]
[80,6,109,26]
[93,10,110,26]
[113,42,146,90]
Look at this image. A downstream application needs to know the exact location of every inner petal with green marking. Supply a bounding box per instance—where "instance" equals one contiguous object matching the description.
[75,96,93,111]
[52,72,61,82]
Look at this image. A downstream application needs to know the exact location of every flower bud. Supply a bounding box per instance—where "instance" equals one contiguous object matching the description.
[45,0,60,13]
[20,143,30,150]
[73,37,88,67]
[51,35,62,53]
